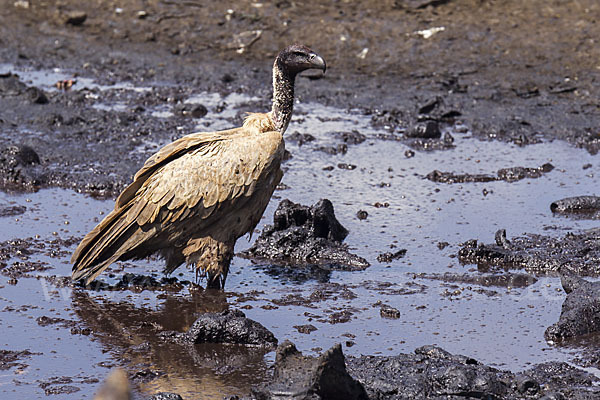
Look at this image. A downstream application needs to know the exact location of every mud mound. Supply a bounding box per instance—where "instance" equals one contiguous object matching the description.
[241,199,369,271]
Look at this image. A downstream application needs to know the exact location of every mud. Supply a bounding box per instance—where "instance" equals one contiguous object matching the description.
[240,199,369,271]
[458,228,600,276]
[347,346,600,400]
[2,0,600,398]
[551,196,600,219]
[159,309,277,347]
[545,276,600,343]
[251,341,368,400]
[426,163,554,184]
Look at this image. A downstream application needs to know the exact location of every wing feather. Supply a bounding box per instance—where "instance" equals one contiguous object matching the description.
[72,126,284,283]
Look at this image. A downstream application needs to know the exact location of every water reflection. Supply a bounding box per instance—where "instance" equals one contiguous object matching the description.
[71,289,271,398]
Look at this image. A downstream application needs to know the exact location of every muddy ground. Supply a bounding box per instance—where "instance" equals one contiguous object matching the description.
[1,0,600,399]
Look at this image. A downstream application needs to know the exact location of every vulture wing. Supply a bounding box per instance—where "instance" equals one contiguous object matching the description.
[71,127,284,284]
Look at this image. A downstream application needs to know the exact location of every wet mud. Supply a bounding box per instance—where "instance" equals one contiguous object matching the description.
[545,276,600,343]
[458,228,600,276]
[240,199,369,271]
[2,0,600,398]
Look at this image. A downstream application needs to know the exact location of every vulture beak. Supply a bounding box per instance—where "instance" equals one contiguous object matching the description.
[309,53,327,74]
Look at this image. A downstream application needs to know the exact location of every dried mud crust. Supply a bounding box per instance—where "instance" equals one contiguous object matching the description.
[0,1,600,195]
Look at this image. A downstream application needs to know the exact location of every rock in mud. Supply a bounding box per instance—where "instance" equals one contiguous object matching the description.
[458,228,600,275]
[346,345,600,399]
[551,195,600,219]
[0,145,47,191]
[379,304,400,319]
[545,276,600,342]
[159,309,277,347]
[240,199,369,271]
[252,341,368,400]
[407,121,441,139]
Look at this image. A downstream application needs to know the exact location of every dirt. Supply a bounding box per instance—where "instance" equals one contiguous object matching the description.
[1,0,600,194]
[2,0,600,398]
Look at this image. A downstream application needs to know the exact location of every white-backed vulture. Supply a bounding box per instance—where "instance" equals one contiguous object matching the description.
[71,44,326,288]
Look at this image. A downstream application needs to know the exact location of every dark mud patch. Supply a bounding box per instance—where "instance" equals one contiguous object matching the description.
[0,144,48,192]
[159,309,277,347]
[551,196,600,219]
[427,163,554,184]
[347,345,600,400]
[377,131,456,151]
[545,276,600,342]
[0,349,39,371]
[0,204,26,217]
[413,272,537,288]
[252,341,368,400]
[0,236,79,279]
[458,228,600,276]
[240,199,369,271]
[81,272,186,293]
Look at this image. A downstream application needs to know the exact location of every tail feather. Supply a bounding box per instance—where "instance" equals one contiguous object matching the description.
[72,202,151,284]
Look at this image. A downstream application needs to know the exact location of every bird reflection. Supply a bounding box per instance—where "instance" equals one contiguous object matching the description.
[71,288,271,398]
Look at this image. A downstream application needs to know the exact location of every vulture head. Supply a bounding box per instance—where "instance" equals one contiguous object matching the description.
[276,44,326,77]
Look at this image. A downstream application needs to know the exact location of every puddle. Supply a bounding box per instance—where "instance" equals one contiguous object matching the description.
[0,64,152,93]
[1,93,599,398]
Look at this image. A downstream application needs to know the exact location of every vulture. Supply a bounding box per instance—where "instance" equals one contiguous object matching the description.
[71,44,326,289]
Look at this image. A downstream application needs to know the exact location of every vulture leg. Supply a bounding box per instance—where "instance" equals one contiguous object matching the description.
[183,237,233,290]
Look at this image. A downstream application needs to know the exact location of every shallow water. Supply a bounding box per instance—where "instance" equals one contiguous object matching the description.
[1,81,599,398]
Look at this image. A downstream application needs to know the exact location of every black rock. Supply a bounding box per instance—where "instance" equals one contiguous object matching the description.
[252,341,368,400]
[545,276,600,342]
[160,309,277,347]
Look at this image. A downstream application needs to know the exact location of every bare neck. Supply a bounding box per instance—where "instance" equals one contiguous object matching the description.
[270,61,295,134]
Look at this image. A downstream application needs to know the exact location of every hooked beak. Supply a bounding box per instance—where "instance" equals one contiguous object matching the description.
[309,53,327,74]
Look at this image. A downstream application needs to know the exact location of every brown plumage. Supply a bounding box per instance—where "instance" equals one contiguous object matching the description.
[72,44,326,288]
